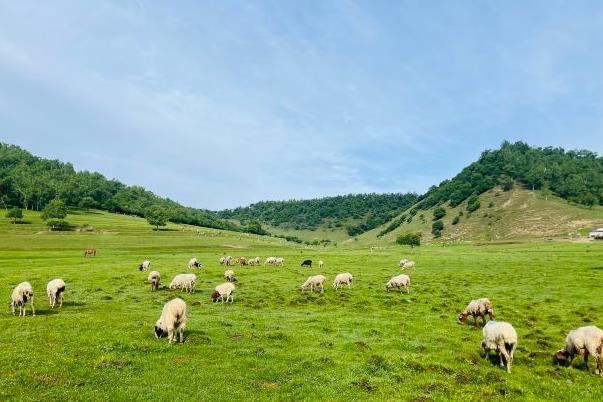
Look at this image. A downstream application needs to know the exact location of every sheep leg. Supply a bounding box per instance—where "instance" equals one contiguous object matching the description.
[59,293,63,308]
[406,285,410,294]
[583,350,589,371]
[31,296,35,316]
[168,328,175,344]
[320,283,324,293]
[498,344,511,373]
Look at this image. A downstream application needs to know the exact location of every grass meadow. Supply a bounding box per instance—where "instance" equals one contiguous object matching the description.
[1,210,602,401]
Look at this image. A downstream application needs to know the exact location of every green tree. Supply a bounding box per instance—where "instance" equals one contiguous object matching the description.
[432,220,444,237]
[41,199,68,220]
[145,206,170,230]
[433,207,446,220]
[79,196,96,210]
[46,219,70,231]
[6,207,23,223]
[396,232,421,247]
[452,216,460,225]
[466,195,480,212]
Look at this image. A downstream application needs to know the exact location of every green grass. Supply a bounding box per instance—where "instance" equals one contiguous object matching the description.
[1,210,602,400]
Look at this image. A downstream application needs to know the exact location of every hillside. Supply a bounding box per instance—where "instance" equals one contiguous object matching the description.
[360,186,603,244]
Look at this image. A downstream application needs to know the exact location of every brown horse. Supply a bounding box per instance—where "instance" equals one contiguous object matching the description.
[84,248,96,257]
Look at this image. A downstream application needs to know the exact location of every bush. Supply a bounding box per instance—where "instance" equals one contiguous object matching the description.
[433,207,446,220]
[145,206,170,230]
[452,216,460,225]
[396,232,421,247]
[466,194,481,212]
[500,176,514,191]
[46,219,71,231]
[6,207,23,223]
[431,220,444,235]
[42,199,68,220]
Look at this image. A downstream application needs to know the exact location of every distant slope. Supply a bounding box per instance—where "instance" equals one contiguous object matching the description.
[0,143,248,233]
[217,193,418,236]
[361,187,603,243]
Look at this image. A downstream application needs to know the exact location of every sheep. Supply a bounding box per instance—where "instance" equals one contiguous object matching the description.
[236,257,248,266]
[219,256,226,265]
[275,257,284,266]
[300,275,326,292]
[46,279,66,308]
[138,260,151,271]
[224,256,233,266]
[224,269,236,282]
[154,298,187,343]
[254,257,260,265]
[318,260,324,269]
[187,258,202,269]
[481,321,518,373]
[401,260,416,269]
[9,282,35,317]
[554,326,603,376]
[398,259,409,267]
[301,259,312,267]
[458,298,494,327]
[386,274,411,293]
[148,271,161,291]
[169,274,197,293]
[332,273,353,289]
[211,282,236,303]
[264,256,276,266]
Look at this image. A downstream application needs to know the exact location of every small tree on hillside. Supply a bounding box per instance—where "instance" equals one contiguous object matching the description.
[396,232,421,248]
[433,207,446,220]
[79,196,97,210]
[6,207,23,224]
[42,199,68,220]
[431,220,444,238]
[466,194,481,212]
[145,206,170,230]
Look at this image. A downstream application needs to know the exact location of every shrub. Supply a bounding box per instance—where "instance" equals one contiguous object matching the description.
[433,207,446,220]
[6,207,23,223]
[466,195,481,212]
[431,220,444,235]
[42,199,68,220]
[452,216,460,225]
[46,219,71,231]
[396,232,421,247]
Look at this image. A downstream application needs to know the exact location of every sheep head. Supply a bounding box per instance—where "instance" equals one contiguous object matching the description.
[553,349,569,365]
[211,291,220,302]
[457,311,469,324]
[154,325,166,338]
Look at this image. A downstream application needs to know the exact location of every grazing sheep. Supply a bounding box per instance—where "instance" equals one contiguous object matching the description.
[211,282,236,303]
[247,258,256,266]
[264,256,276,266]
[224,269,236,282]
[236,257,248,266]
[318,260,324,268]
[139,260,151,271]
[169,274,197,293]
[398,259,409,267]
[148,271,161,291]
[554,326,603,376]
[300,275,326,292]
[458,298,494,327]
[301,259,312,268]
[224,256,233,266]
[386,274,411,293]
[219,256,226,265]
[154,298,187,343]
[188,258,202,269]
[275,257,284,266]
[254,257,260,265]
[481,321,518,373]
[9,282,35,317]
[46,279,66,308]
[401,260,416,269]
[332,273,353,289]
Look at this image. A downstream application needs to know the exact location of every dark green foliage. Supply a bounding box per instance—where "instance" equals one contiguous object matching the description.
[41,199,68,220]
[5,207,23,223]
[466,195,480,212]
[219,193,418,236]
[396,232,421,247]
[145,206,170,230]
[46,219,71,231]
[433,207,446,220]
[377,214,407,237]
[431,220,444,237]
[452,216,460,225]
[245,220,268,235]
[0,143,250,234]
[414,141,603,210]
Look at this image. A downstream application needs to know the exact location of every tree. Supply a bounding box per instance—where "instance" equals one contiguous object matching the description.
[432,220,444,237]
[79,196,96,210]
[145,206,170,230]
[41,199,68,220]
[466,194,480,212]
[433,207,446,220]
[452,216,460,225]
[46,219,70,231]
[396,232,421,247]
[6,207,23,223]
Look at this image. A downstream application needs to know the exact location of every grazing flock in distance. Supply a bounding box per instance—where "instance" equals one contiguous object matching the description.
[7,252,603,377]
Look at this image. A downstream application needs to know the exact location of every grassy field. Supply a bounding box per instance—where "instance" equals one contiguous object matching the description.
[1,209,602,401]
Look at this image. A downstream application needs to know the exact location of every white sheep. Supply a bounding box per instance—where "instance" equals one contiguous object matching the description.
[148,271,161,291]
[481,321,518,373]
[332,273,353,289]
[300,275,326,292]
[219,256,226,265]
[10,281,35,316]
[254,257,260,265]
[187,258,202,269]
[386,274,411,293]
[275,257,284,266]
[212,282,236,303]
[398,259,409,267]
[154,298,187,343]
[169,274,197,293]
[46,279,66,308]
[554,326,603,376]
[458,298,494,327]
[319,260,324,268]
[224,269,236,282]
[401,260,416,269]
[139,260,151,271]
[264,256,276,266]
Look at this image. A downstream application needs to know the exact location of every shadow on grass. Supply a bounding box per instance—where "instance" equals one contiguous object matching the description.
[33,309,60,316]
[11,220,32,225]
[152,228,178,232]
[592,266,603,270]
[62,301,86,307]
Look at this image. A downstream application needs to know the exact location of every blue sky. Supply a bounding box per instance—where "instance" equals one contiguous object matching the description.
[1,1,603,209]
